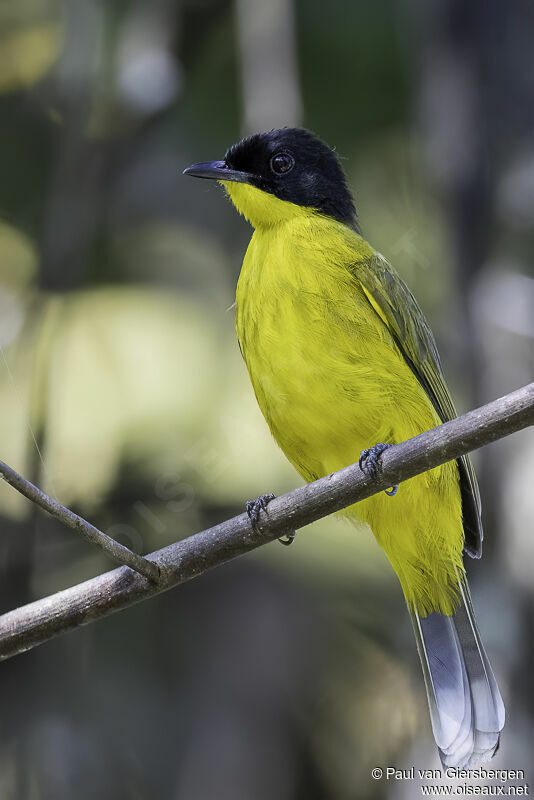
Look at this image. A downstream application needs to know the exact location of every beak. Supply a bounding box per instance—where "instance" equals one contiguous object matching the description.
[183,160,252,184]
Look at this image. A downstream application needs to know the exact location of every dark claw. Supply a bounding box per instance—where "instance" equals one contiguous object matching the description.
[358,448,371,471]
[278,531,296,547]
[245,493,297,545]
[358,442,398,497]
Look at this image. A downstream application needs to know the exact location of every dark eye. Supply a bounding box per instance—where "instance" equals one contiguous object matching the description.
[270,151,295,175]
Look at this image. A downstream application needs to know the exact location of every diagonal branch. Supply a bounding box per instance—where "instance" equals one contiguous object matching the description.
[0,382,532,662]
[0,460,160,582]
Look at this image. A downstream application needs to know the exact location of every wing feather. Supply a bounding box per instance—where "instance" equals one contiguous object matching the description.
[353,251,482,558]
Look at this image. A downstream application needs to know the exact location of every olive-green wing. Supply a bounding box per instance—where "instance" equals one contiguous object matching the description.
[353,251,482,558]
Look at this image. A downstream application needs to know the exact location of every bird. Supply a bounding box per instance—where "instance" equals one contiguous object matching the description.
[183,127,505,768]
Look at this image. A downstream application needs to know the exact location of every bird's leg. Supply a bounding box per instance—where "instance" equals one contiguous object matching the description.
[358,443,398,496]
[245,493,297,546]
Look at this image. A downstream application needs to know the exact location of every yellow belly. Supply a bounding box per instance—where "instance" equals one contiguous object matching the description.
[235,217,464,616]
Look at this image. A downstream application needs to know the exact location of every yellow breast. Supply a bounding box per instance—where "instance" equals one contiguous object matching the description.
[236,214,432,475]
[234,208,463,617]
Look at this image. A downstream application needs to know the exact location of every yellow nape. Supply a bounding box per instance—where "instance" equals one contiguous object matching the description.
[220,180,315,229]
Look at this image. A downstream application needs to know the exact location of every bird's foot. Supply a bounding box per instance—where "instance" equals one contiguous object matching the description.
[245,493,297,545]
[246,493,275,531]
[358,443,398,496]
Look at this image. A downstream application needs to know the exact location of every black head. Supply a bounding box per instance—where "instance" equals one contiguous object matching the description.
[184,128,358,229]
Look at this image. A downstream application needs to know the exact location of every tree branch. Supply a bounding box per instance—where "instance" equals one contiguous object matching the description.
[0,383,532,662]
[0,460,160,582]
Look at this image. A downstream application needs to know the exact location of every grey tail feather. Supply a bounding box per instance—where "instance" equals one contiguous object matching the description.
[410,582,505,768]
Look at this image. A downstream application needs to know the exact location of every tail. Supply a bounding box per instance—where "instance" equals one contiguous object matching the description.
[410,582,505,768]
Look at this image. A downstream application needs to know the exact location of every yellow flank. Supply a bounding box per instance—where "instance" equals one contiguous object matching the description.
[223,180,464,617]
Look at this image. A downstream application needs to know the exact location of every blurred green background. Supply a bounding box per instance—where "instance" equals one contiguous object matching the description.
[0,1,533,797]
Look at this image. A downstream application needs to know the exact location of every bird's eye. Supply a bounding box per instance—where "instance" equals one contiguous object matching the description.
[270,152,295,175]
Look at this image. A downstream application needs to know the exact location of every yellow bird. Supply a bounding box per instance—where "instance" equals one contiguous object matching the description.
[184,128,505,768]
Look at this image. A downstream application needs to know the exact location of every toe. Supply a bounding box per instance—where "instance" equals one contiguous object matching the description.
[278,531,296,546]
[246,493,275,531]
